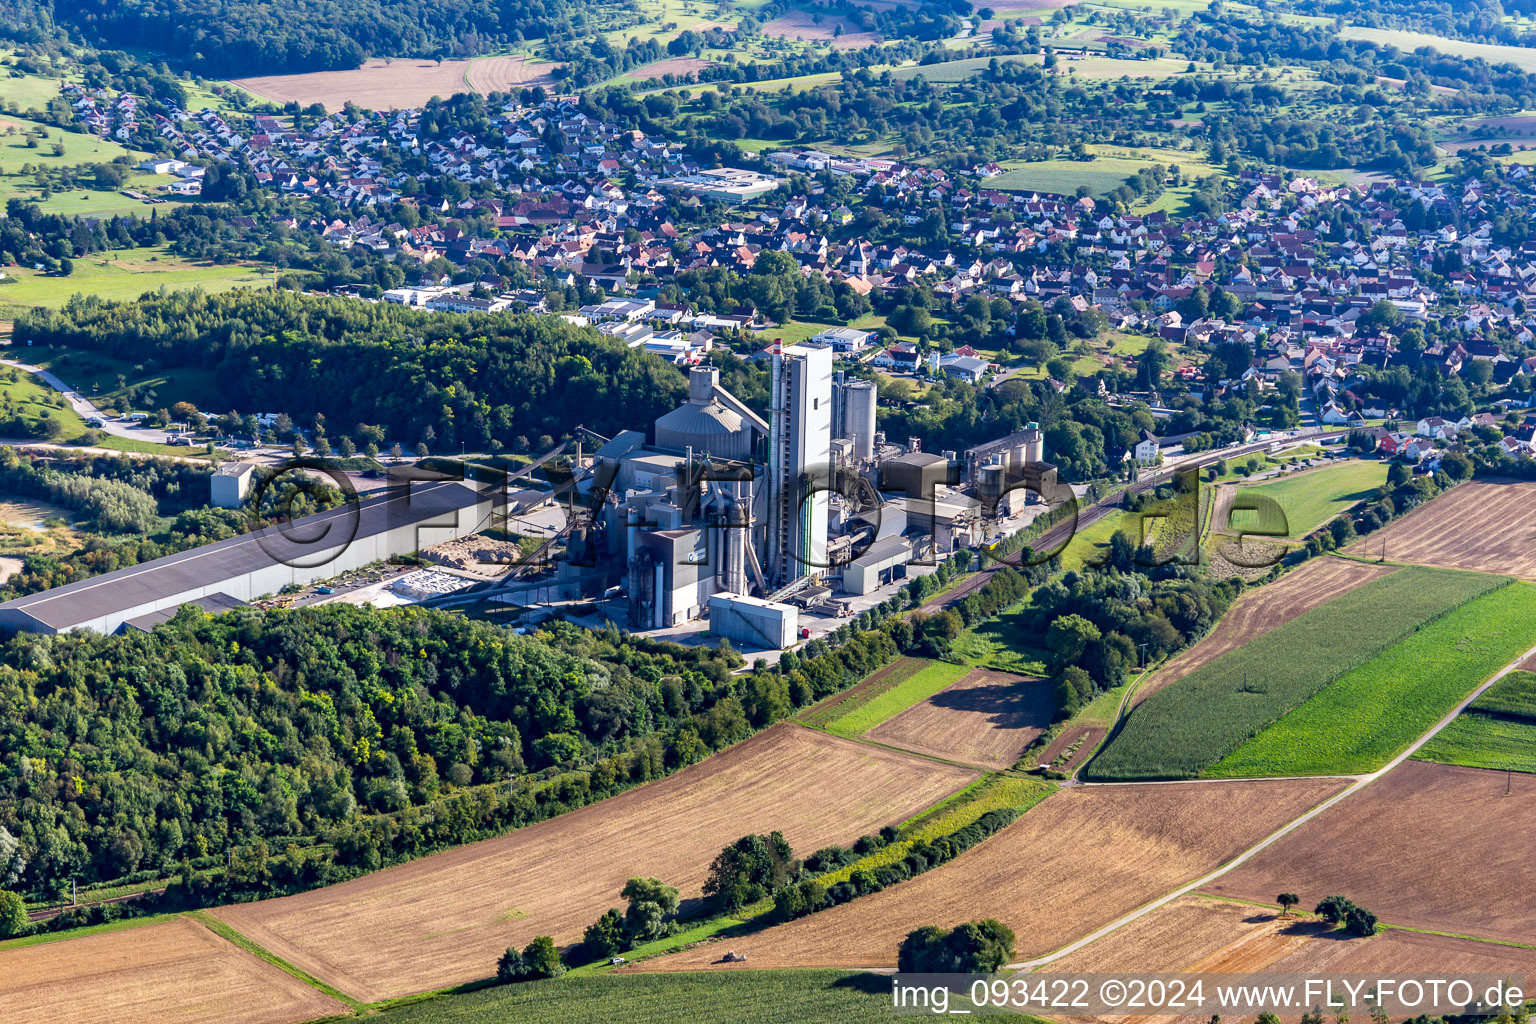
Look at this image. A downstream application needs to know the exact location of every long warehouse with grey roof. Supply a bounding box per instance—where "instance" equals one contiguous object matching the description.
[0,481,492,635]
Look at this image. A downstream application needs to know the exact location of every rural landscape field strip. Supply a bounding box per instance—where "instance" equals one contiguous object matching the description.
[1088,567,1509,779]
[1343,479,1536,580]
[862,668,1053,768]
[633,778,1345,971]
[0,915,347,1024]
[1206,761,1536,946]
[210,725,978,1003]
[1208,582,1536,777]
[1415,669,1536,773]
[366,969,898,1023]
[820,660,971,737]
[797,656,928,729]
[1228,460,1389,539]
[1133,557,1395,705]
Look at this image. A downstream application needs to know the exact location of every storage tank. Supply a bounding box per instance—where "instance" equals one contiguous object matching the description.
[653,366,752,460]
[842,379,877,461]
[1023,422,1045,464]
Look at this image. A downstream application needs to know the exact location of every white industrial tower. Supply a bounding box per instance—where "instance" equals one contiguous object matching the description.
[767,344,833,587]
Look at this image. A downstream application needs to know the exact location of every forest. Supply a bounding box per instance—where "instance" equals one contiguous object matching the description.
[0,0,577,76]
[0,600,914,913]
[13,290,689,455]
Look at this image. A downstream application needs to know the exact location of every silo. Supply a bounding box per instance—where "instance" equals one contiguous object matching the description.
[843,379,878,461]
[1023,423,1045,464]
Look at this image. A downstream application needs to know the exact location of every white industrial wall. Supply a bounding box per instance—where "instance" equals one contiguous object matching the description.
[17,499,489,634]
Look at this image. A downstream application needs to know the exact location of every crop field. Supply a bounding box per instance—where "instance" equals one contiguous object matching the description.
[1468,668,1536,718]
[0,245,270,309]
[0,915,346,1024]
[236,56,562,111]
[863,668,1054,768]
[1207,761,1536,946]
[1414,711,1536,774]
[1208,582,1536,777]
[1340,26,1536,73]
[1134,558,1396,705]
[636,778,1345,970]
[1343,479,1536,580]
[616,57,719,84]
[1032,725,1107,773]
[1087,567,1507,780]
[1227,460,1388,539]
[211,724,977,1002]
[371,969,895,1023]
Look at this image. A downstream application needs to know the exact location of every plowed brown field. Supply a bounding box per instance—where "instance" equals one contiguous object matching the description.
[763,12,880,48]
[1207,761,1536,945]
[1135,558,1395,705]
[213,724,976,1002]
[0,916,345,1024]
[1342,479,1536,579]
[1035,725,1108,774]
[635,777,1346,971]
[865,668,1053,768]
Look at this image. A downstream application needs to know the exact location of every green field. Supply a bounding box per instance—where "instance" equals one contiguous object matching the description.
[821,659,970,737]
[0,245,271,309]
[991,144,1227,197]
[1340,25,1536,73]
[0,363,88,440]
[1468,669,1536,719]
[1207,583,1536,777]
[1228,460,1388,540]
[1413,712,1536,775]
[371,970,897,1023]
[1085,567,1510,780]
[1057,509,1126,572]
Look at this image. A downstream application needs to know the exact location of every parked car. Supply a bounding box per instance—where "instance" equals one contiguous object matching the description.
[86,417,104,428]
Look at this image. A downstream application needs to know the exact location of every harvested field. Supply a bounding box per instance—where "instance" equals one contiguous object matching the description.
[624,57,718,82]
[1135,558,1395,705]
[864,668,1052,768]
[1343,479,1536,580]
[236,56,561,111]
[635,777,1345,971]
[0,916,346,1024]
[1207,761,1536,945]
[213,724,976,1002]
[1043,895,1309,976]
[1034,725,1108,773]
[1048,897,1536,1024]
[463,55,564,95]
[762,12,881,48]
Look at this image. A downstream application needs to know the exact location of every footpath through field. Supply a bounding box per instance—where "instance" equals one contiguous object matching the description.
[1007,630,1536,969]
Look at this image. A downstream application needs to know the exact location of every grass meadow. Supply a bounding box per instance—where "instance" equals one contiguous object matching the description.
[1085,567,1509,780]
[822,660,970,737]
[1229,460,1388,540]
[1207,582,1536,777]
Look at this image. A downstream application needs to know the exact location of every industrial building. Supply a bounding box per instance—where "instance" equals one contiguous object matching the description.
[0,481,491,634]
[0,348,1054,651]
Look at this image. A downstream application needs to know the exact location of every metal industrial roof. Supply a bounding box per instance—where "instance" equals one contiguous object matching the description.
[0,481,483,631]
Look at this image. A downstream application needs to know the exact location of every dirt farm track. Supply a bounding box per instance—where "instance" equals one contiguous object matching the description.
[213,724,976,1003]
[636,777,1346,971]
[0,916,345,1024]
[1343,478,1536,580]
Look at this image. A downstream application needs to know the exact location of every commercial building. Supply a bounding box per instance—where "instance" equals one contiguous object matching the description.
[0,481,492,634]
[843,536,913,596]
